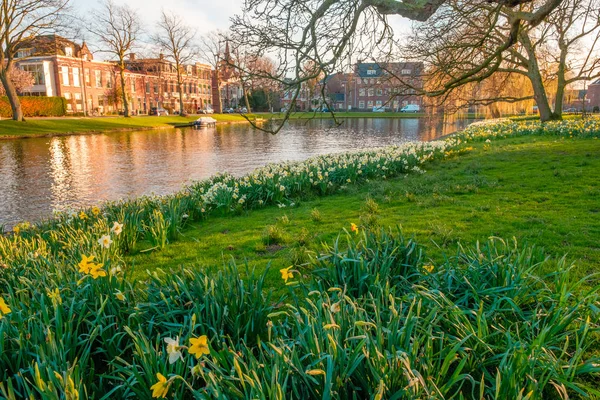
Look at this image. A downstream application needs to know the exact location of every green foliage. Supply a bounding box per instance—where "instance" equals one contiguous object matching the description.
[0,96,66,117]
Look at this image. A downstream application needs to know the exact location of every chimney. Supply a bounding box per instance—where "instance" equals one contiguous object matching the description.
[129,53,136,61]
[159,53,164,60]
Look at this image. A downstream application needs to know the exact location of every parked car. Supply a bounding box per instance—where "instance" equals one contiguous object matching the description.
[400,104,420,113]
[198,108,214,114]
[223,108,235,114]
[372,106,386,113]
[149,107,169,116]
[239,107,248,113]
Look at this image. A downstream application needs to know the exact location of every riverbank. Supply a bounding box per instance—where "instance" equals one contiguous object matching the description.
[0,114,254,139]
[0,112,483,139]
[2,119,600,398]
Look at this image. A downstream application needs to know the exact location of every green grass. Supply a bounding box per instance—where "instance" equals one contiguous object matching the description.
[127,135,600,289]
[0,114,251,137]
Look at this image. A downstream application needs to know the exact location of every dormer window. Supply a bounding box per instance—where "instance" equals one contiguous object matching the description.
[83,54,88,61]
[366,69,376,75]
[401,69,412,75]
[65,47,73,57]
[16,48,32,58]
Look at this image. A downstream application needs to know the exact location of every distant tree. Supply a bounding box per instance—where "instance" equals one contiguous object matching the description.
[228,0,564,130]
[199,31,225,112]
[0,0,70,121]
[0,67,35,96]
[153,10,197,116]
[88,0,141,117]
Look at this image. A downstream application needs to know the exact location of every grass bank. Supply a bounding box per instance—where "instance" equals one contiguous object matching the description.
[0,114,251,138]
[2,119,600,398]
[0,112,483,139]
[127,133,600,287]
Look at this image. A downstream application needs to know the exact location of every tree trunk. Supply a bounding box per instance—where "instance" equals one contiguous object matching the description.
[176,67,185,116]
[0,68,24,121]
[520,31,559,122]
[119,65,129,117]
[553,47,568,119]
[243,86,251,112]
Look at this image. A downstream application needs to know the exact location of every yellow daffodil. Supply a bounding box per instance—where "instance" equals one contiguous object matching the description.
[423,264,435,274]
[330,302,341,313]
[189,335,210,358]
[47,288,62,306]
[13,226,20,235]
[91,206,101,216]
[78,255,95,274]
[280,266,294,282]
[89,263,107,279]
[0,297,11,318]
[150,373,170,398]
[98,235,113,249]
[114,291,126,301]
[79,211,88,220]
[111,222,123,236]
[306,369,326,376]
[350,223,359,235]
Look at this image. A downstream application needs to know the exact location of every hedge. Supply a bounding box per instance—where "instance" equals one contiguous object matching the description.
[0,96,66,118]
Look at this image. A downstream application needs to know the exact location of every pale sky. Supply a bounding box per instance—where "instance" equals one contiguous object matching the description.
[72,0,412,60]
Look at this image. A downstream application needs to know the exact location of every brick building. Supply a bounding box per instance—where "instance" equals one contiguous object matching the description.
[588,79,600,112]
[16,35,213,115]
[211,42,244,113]
[280,62,424,112]
[125,55,213,113]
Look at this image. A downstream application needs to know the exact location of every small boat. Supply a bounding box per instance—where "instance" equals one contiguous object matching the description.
[192,117,217,127]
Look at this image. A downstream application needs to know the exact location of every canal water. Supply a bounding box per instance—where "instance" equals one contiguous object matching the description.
[0,117,473,227]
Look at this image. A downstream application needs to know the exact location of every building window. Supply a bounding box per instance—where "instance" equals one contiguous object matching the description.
[21,64,44,85]
[65,47,73,57]
[376,100,382,107]
[146,82,150,94]
[84,69,90,86]
[401,69,412,75]
[359,101,365,109]
[367,88,374,97]
[72,67,80,87]
[376,88,383,96]
[61,66,70,86]
[131,77,135,93]
[106,73,113,88]
[95,70,102,87]
[366,69,376,75]
[367,100,373,108]
[16,48,32,58]
[359,88,365,97]
[154,83,159,93]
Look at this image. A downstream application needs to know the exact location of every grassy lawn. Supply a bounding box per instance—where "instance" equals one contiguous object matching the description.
[127,134,600,290]
[0,114,250,137]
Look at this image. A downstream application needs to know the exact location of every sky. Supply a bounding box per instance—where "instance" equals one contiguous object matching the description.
[72,0,412,60]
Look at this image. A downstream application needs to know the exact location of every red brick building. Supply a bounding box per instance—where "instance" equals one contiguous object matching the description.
[16,35,213,115]
[588,79,600,112]
[280,62,424,112]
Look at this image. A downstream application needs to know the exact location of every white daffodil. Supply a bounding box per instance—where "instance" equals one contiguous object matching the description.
[164,336,183,364]
[111,222,123,236]
[98,234,113,249]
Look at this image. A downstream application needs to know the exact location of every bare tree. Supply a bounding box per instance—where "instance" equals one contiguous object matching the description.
[87,0,141,117]
[228,0,565,130]
[199,31,225,112]
[154,10,197,116]
[406,0,600,121]
[0,0,69,121]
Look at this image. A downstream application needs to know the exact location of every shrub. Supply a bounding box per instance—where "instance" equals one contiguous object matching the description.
[0,96,66,117]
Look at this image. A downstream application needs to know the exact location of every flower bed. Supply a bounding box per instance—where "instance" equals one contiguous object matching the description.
[1,119,599,398]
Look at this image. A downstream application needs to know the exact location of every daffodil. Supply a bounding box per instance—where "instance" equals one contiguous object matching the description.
[350,223,359,234]
[111,222,123,236]
[91,206,101,216]
[47,288,62,306]
[189,335,210,358]
[150,373,170,398]
[79,211,88,220]
[330,302,341,313]
[280,266,293,282]
[164,337,183,364]
[423,264,435,274]
[78,255,95,274]
[89,263,107,279]
[98,235,113,249]
[0,297,11,318]
[114,291,126,301]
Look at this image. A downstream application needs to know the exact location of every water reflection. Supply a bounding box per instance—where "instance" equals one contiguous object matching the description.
[0,117,472,226]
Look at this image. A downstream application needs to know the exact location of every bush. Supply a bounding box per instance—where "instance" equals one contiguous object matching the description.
[0,96,66,118]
